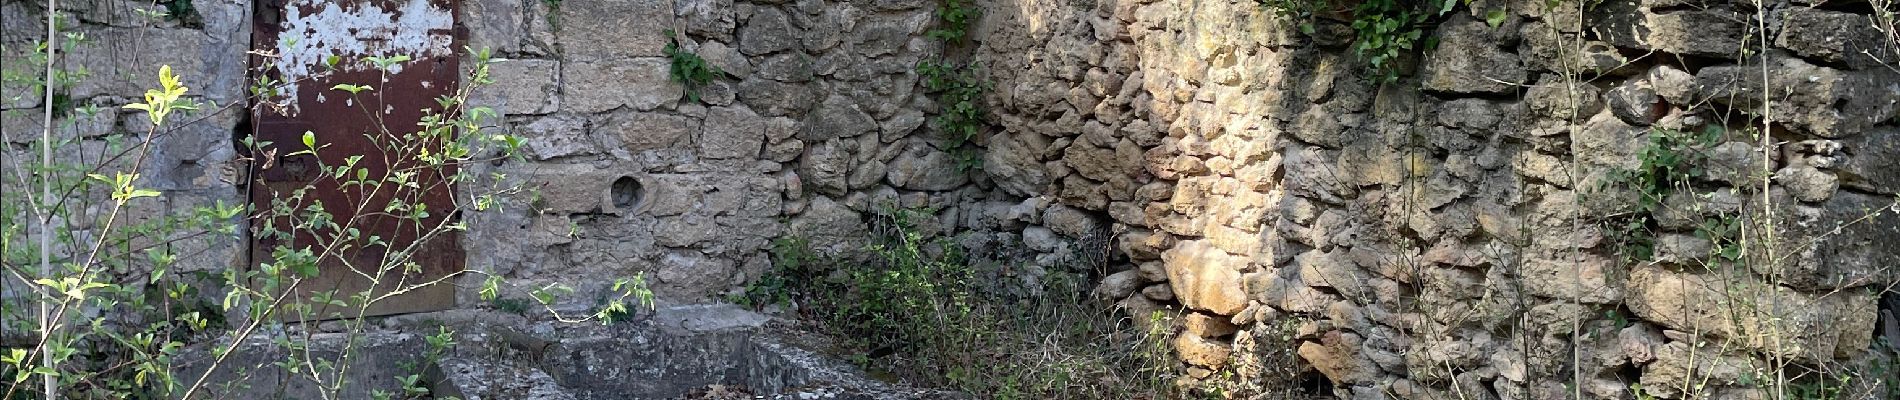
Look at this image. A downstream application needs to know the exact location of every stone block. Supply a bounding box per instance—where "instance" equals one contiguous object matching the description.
[1627,265,1878,362]
[1421,16,1525,94]
[1696,56,1899,139]
[1162,240,1249,316]
[564,59,679,113]
[699,106,766,159]
[1777,7,1894,70]
[557,0,671,61]
[473,59,559,115]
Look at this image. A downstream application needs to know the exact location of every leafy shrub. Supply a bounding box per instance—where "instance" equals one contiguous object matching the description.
[664,30,728,104]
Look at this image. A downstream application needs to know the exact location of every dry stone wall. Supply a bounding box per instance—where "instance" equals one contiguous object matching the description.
[971,0,1900,397]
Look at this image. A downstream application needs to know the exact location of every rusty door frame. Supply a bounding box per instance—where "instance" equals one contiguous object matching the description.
[245,0,467,320]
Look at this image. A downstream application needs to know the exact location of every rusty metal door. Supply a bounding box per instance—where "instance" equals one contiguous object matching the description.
[248,0,464,318]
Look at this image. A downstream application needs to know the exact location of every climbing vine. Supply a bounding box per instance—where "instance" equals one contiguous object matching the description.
[1259,0,1509,82]
[665,30,727,104]
[919,0,988,171]
[1598,126,1739,263]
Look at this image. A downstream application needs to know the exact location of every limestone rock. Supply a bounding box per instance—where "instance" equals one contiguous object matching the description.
[513,115,595,160]
[1162,240,1249,316]
[674,0,735,41]
[884,146,969,191]
[739,8,799,55]
[1593,6,1745,57]
[557,0,671,61]
[736,79,816,117]
[1603,78,1663,126]
[1182,312,1238,338]
[700,106,766,159]
[1525,78,1603,119]
[1760,191,1900,292]
[789,197,867,253]
[799,95,878,141]
[598,111,694,154]
[1837,127,1900,193]
[1421,16,1525,94]
[1041,205,1103,239]
[983,132,1054,197]
[1773,164,1838,203]
[565,59,679,113]
[1696,57,1900,139]
[1777,7,1894,70]
[1638,342,1758,399]
[798,139,852,196]
[1627,265,1878,362]
[1299,331,1376,385]
[1174,333,1232,368]
[1092,269,1145,302]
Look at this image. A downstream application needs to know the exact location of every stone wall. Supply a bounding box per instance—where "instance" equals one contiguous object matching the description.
[1,0,252,279]
[970,0,1900,397]
[450,0,1090,302]
[7,0,1900,397]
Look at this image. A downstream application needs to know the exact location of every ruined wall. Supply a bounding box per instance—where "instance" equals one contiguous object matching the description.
[972,0,1900,397]
[450,0,1099,302]
[7,0,1900,397]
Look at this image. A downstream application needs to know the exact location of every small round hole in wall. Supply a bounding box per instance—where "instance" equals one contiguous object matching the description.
[611,176,644,212]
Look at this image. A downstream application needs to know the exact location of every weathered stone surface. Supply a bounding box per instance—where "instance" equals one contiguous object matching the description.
[1777,7,1894,70]
[1593,6,1745,57]
[519,164,639,215]
[884,146,969,191]
[798,139,852,196]
[1174,333,1232,368]
[565,59,680,113]
[463,0,523,55]
[980,131,1056,198]
[799,95,877,140]
[70,26,245,101]
[1837,127,1900,193]
[1092,269,1144,301]
[1525,78,1602,119]
[1638,342,1759,399]
[1421,16,1525,94]
[1162,240,1248,316]
[514,115,595,159]
[700,106,766,159]
[474,59,560,115]
[789,196,866,253]
[558,0,671,61]
[597,111,696,152]
[1627,265,1878,362]
[1521,253,1623,304]
[1603,77,1662,126]
[1761,191,1900,292]
[1774,164,1838,203]
[1696,57,1900,138]
[739,7,799,55]
[1299,331,1376,385]
[1182,312,1238,338]
[736,79,815,116]
[1041,205,1102,239]
[851,13,928,58]
[675,0,735,41]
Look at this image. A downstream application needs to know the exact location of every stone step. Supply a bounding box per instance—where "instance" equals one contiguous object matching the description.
[431,356,579,400]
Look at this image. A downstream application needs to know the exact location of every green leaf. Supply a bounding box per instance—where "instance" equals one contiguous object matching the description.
[302,130,316,150]
[331,84,372,94]
[1485,9,1508,28]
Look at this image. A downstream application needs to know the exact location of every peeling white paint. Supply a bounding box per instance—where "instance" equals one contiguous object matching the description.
[274,0,454,108]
